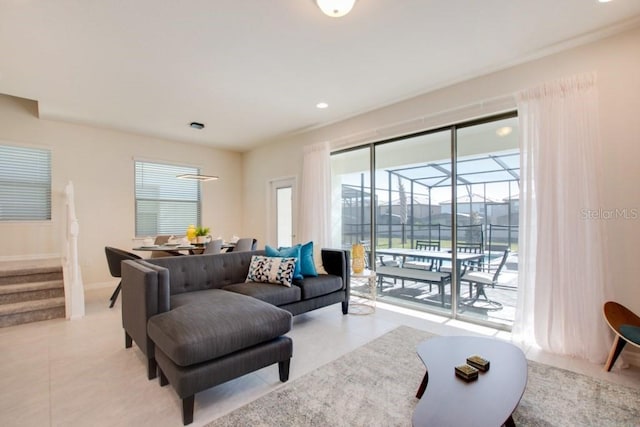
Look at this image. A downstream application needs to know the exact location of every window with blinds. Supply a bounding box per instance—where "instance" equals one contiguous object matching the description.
[0,144,52,221]
[134,161,201,237]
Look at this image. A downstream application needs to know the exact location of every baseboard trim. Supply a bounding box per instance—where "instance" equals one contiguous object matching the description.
[623,348,640,368]
[84,281,115,290]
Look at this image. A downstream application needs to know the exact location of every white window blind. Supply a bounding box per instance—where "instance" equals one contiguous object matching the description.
[135,161,201,236]
[0,144,52,221]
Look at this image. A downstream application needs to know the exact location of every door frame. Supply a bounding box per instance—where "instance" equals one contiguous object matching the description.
[267,176,297,247]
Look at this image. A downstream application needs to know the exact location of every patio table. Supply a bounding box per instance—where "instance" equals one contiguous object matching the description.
[374,248,484,305]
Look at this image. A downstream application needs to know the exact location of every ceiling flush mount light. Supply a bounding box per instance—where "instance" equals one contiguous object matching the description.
[315,0,357,18]
[190,122,205,130]
[496,126,513,137]
[177,174,219,182]
[316,102,329,109]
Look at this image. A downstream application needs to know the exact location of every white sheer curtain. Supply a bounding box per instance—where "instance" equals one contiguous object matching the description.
[514,73,611,363]
[299,142,332,261]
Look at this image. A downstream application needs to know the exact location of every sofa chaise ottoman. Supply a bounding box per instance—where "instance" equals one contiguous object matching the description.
[147,289,292,425]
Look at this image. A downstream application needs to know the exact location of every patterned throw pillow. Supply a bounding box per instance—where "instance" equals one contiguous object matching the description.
[245,255,297,287]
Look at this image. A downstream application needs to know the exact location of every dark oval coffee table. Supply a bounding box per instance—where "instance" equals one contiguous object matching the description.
[413,336,527,427]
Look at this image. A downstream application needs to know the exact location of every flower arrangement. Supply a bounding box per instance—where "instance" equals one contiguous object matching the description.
[186,225,197,242]
[195,226,210,237]
[194,226,210,244]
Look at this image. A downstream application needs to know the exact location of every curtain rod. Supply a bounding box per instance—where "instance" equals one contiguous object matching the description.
[330,93,516,151]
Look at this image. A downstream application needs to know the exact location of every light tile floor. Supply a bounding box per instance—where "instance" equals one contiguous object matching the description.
[1,286,639,427]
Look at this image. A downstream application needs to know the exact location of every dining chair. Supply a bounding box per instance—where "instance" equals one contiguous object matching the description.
[203,238,223,255]
[234,238,257,252]
[150,235,171,258]
[105,246,142,308]
[603,301,640,371]
[459,249,509,310]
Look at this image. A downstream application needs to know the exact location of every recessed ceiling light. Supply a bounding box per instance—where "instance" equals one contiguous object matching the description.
[496,126,513,137]
[190,122,205,130]
[598,0,612,3]
[316,102,329,109]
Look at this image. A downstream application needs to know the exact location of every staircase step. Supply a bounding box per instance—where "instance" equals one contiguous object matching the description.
[0,297,65,328]
[0,267,63,285]
[0,280,65,304]
[0,258,63,285]
[0,259,67,327]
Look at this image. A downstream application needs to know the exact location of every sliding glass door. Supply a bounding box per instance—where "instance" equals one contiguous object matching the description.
[455,116,519,327]
[331,113,519,329]
[374,129,453,316]
[330,147,372,250]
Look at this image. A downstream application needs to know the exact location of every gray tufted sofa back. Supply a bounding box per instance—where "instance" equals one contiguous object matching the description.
[147,250,265,295]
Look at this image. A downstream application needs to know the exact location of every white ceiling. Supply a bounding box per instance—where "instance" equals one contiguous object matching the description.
[1,1,640,152]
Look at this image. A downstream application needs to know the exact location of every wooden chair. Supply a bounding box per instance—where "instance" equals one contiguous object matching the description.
[603,301,640,371]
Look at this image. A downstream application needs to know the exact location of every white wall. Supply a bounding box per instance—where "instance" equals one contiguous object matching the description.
[243,26,640,313]
[0,95,243,285]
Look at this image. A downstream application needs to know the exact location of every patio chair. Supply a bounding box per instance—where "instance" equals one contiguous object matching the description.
[404,240,441,288]
[359,240,398,268]
[603,301,640,371]
[439,243,484,274]
[439,225,484,274]
[360,240,399,289]
[459,249,509,310]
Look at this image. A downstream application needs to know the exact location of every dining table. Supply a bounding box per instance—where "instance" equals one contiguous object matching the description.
[375,248,483,269]
[132,244,199,256]
[132,242,235,256]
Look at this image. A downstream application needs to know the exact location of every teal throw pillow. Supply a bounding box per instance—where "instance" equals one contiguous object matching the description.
[265,244,302,280]
[299,241,318,277]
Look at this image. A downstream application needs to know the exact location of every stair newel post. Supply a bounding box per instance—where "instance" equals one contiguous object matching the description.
[63,181,85,319]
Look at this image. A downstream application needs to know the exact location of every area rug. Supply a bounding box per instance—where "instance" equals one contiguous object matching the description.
[206,326,640,427]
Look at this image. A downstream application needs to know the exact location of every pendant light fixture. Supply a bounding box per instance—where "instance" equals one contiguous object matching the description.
[315,0,357,18]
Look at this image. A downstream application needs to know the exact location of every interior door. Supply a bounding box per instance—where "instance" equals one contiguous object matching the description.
[269,177,295,247]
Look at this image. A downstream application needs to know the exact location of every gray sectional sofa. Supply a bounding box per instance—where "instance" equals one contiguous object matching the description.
[120,248,350,424]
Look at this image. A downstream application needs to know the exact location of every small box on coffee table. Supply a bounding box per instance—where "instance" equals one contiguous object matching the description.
[454,364,479,382]
[466,355,490,372]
